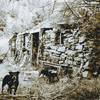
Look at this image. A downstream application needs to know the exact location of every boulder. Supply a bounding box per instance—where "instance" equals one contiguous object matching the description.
[79,36,85,43]
[75,44,83,50]
[59,61,64,64]
[47,49,61,55]
[67,60,73,64]
[67,37,74,43]
[74,57,81,61]
[61,53,67,59]
[57,46,65,53]
[65,50,76,56]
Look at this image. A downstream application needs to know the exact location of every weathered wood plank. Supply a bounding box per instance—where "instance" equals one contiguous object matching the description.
[0,94,38,100]
[41,60,69,67]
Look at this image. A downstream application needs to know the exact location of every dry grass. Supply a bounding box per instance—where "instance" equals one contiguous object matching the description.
[34,77,100,100]
[58,78,100,100]
[1,78,100,100]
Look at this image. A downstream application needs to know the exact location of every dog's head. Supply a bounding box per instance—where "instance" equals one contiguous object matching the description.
[9,71,20,82]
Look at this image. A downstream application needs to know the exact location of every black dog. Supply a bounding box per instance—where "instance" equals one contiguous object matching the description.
[2,71,20,95]
[39,68,59,83]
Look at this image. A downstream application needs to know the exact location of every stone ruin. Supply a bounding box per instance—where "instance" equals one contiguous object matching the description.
[8,22,100,78]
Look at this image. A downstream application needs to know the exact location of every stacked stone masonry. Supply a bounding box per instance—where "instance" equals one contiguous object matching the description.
[39,25,94,73]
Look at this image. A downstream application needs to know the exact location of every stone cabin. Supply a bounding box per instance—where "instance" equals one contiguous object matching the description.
[9,22,100,78]
[9,27,53,66]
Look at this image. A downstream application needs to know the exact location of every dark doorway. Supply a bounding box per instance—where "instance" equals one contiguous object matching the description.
[32,32,39,65]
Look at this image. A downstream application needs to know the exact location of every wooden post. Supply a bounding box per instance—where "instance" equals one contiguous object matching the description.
[36,43,40,65]
[60,33,62,44]
[31,33,33,65]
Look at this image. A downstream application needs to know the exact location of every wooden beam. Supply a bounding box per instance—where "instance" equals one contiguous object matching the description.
[0,94,38,99]
[40,60,70,68]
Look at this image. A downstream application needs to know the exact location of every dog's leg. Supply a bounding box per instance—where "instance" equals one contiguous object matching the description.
[8,86,12,95]
[7,86,10,94]
[1,83,5,94]
[9,89,12,95]
[2,87,4,94]
[14,87,17,95]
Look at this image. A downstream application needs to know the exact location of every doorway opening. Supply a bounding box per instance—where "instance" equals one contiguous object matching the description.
[32,32,39,65]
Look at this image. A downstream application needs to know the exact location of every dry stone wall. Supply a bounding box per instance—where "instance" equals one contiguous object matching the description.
[41,27,94,73]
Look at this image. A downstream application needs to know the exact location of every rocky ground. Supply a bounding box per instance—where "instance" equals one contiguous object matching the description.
[0,60,100,100]
[18,75,100,100]
[31,77,100,100]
